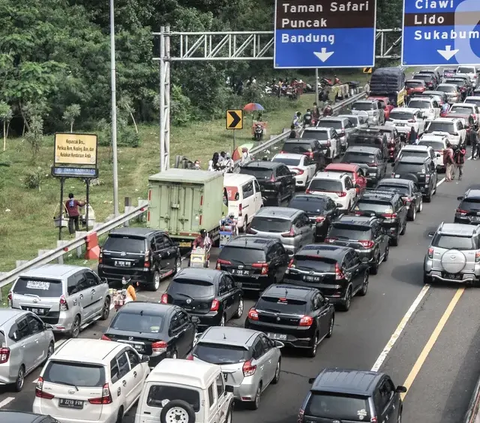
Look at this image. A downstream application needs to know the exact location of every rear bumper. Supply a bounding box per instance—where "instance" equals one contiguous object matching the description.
[98,265,153,285]
[188,310,222,329]
[33,401,118,423]
[245,321,315,348]
[425,270,478,283]
[231,274,272,291]
[454,217,480,225]
[229,377,258,402]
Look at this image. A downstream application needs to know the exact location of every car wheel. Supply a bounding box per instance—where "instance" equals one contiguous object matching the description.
[400,222,407,235]
[272,359,281,384]
[370,251,380,275]
[116,407,124,423]
[391,235,399,247]
[100,297,111,320]
[384,245,390,262]
[397,411,403,423]
[424,193,432,203]
[359,271,369,296]
[423,273,432,285]
[150,270,161,291]
[326,315,335,338]
[307,333,319,357]
[220,314,226,326]
[234,298,244,319]
[173,257,182,276]
[70,315,81,338]
[340,287,352,311]
[248,384,262,410]
[14,365,25,392]
[408,206,416,221]
[160,400,195,423]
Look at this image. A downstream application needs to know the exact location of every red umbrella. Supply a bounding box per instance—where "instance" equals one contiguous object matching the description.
[243,103,265,112]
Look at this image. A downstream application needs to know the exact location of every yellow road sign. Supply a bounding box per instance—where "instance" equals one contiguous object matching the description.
[363,67,373,74]
[226,110,243,130]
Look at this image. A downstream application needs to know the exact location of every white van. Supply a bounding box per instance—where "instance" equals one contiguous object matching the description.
[224,173,263,232]
[135,359,234,423]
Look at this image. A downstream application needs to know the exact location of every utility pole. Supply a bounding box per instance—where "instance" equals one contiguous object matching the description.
[110,0,119,216]
[315,68,319,104]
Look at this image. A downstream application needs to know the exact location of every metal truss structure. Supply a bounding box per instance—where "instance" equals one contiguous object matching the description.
[153,26,402,171]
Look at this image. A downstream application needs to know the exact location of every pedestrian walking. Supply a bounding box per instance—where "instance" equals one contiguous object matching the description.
[471,128,479,159]
[65,193,85,235]
[407,126,418,145]
[453,143,466,181]
[443,142,455,182]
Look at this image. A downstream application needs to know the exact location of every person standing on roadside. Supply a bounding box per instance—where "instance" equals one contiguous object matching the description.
[65,193,85,235]
[443,142,455,182]
[453,143,466,181]
[470,128,479,160]
[312,102,320,124]
[289,124,297,139]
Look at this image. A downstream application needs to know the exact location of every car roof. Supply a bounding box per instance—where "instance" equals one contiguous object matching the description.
[397,156,428,164]
[438,83,458,88]
[464,189,480,200]
[430,117,457,122]
[242,161,279,169]
[346,146,380,154]
[225,236,277,250]
[406,79,425,83]
[390,108,419,113]
[256,207,301,218]
[297,244,350,258]
[18,264,88,279]
[304,127,331,132]
[377,178,413,187]
[290,194,329,203]
[419,135,447,141]
[0,411,52,423]
[451,103,474,107]
[354,100,375,104]
[337,114,358,119]
[148,359,220,390]
[272,153,305,160]
[263,284,316,300]
[401,145,431,151]
[53,339,124,362]
[115,301,174,315]
[285,138,316,144]
[370,126,395,132]
[199,326,259,347]
[438,223,478,236]
[224,173,257,185]
[334,215,375,225]
[312,172,346,180]
[109,227,160,237]
[361,191,396,201]
[325,163,359,172]
[0,309,29,326]
[320,117,345,122]
[311,369,384,396]
[466,96,480,100]
[174,268,223,282]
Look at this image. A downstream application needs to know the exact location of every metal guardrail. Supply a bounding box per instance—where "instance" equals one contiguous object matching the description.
[464,375,480,423]
[0,204,149,289]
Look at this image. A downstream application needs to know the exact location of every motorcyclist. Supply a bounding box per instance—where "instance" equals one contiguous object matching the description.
[121,277,137,301]
[323,102,333,116]
[221,213,237,231]
[193,229,211,249]
[303,109,313,126]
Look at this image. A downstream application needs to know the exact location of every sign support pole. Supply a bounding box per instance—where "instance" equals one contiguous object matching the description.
[233,130,236,153]
[59,178,64,241]
[315,69,319,103]
[85,178,90,231]
[110,0,119,217]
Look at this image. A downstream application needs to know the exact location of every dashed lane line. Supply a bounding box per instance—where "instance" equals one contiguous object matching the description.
[0,397,15,409]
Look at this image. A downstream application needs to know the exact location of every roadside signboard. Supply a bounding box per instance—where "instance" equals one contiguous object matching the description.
[54,133,98,168]
[226,110,244,130]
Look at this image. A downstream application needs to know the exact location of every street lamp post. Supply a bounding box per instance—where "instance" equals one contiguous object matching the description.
[110,0,119,216]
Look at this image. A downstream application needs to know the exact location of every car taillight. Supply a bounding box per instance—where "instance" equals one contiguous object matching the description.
[456,209,467,215]
[99,250,103,264]
[297,409,305,423]
[216,259,231,269]
[280,150,285,153]
[306,151,314,158]
[383,213,397,218]
[210,299,220,311]
[367,162,377,167]
[247,308,259,320]
[476,251,480,263]
[337,192,347,197]
[151,341,168,355]
[239,203,243,217]
[186,354,194,360]
[0,347,10,364]
[315,216,325,222]
[101,335,111,341]
[252,262,269,274]
[281,228,295,237]
[59,295,68,311]
[324,238,336,243]
[270,174,276,182]
[299,315,314,326]
[293,168,304,175]
[359,240,375,248]
[88,383,113,405]
[242,359,257,376]
[427,247,434,259]
[144,250,151,268]
[371,418,378,423]
[35,377,55,399]
[335,263,344,280]
[305,189,311,194]
[161,293,168,304]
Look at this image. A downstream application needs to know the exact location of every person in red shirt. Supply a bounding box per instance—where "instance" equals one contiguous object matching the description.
[65,193,85,234]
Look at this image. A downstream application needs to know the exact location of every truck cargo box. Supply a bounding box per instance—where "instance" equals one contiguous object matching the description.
[147,169,225,247]
[370,68,406,95]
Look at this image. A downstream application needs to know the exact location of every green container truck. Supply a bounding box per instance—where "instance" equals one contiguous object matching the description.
[147,169,227,248]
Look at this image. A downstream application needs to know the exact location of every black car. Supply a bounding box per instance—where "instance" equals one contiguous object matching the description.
[102,302,197,366]
[283,244,370,310]
[341,146,388,187]
[376,178,423,221]
[413,73,437,89]
[287,194,341,241]
[325,216,389,274]
[455,189,480,224]
[348,128,389,158]
[353,190,408,246]
[216,236,289,291]
[0,412,59,423]
[281,138,326,170]
[299,369,406,423]
[370,125,401,162]
[161,268,244,329]
[245,284,335,357]
[392,156,437,202]
[239,161,296,206]
[98,228,181,291]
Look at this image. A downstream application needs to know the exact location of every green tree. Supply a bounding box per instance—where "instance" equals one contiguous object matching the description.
[63,104,81,132]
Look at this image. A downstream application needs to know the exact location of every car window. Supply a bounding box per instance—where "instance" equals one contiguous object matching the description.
[67,274,82,295]
[250,216,292,233]
[194,342,250,364]
[219,246,266,263]
[110,358,120,383]
[126,349,140,368]
[44,361,105,387]
[259,335,272,351]
[13,277,63,298]
[329,224,373,240]
[216,374,225,398]
[306,393,371,421]
[116,352,130,378]
[85,271,100,287]
[252,338,266,359]
[111,311,164,333]
[177,310,190,327]
[432,234,475,250]
[218,279,227,295]
[16,317,31,340]
[169,279,216,297]
[254,180,261,193]
[104,236,146,253]
[256,296,308,314]
[208,383,216,408]
[243,182,254,199]
[293,255,336,272]
[163,235,173,247]
[27,315,44,334]
[147,385,200,412]
[224,276,234,291]
[154,234,165,250]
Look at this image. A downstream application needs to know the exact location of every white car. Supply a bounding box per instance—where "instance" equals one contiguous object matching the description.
[33,339,150,423]
[407,97,440,121]
[388,108,426,136]
[437,83,461,104]
[272,153,317,188]
[302,126,341,160]
[306,172,357,210]
[450,102,480,125]
[456,66,478,87]
[464,96,480,108]
[423,118,467,146]
[418,134,449,171]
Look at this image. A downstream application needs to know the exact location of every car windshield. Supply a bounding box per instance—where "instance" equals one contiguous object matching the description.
[283,143,313,154]
[395,163,423,174]
[459,199,480,211]
[445,79,464,87]
[104,236,145,253]
[319,120,342,130]
[293,256,336,272]
[251,217,292,233]
[240,167,274,180]
[342,152,375,164]
[329,225,372,240]
[272,157,301,166]
[408,100,429,109]
[432,234,474,250]
[437,85,457,92]
[390,111,415,120]
[413,75,431,82]
[458,67,475,74]
[218,246,266,264]
[425,121,455,134]
[303,130,329,141]
[13,278,63,297]
[305,393,371,421]
[339,116,359,127]
[169,279,215,298]
[406,81,424,87]
[419,140,444,150]
[376,185,410,196]
[465,99,480,106]
[110,312,164,333]
[289,197,328,213]
[309,179,343,192]
[355,200,393,214]
[400,151,427,159]
[257,296,307,314]
[147,385,200,412]
[352,102,372,111]
[450,106,473,114]
[193,343,250,365]
[43,361,105,387]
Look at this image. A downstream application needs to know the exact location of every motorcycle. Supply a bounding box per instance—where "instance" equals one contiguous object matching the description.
[189,246,211,268]
[112,277,135,311]
[254,124,264,141]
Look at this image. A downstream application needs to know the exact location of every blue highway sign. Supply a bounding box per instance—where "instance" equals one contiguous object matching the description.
[402,0,480,66]
[274,0,377,69]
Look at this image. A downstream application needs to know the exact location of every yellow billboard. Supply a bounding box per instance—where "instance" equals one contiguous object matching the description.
[54,133,98,167]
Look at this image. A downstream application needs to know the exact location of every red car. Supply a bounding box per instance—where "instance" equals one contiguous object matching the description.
[405,80,426,96]
[368,96,394,120]
[324,163,367,195]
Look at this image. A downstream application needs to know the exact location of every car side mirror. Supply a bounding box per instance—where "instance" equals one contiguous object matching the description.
[44,323,53,330]
[275,340,285,348]
[397,385,407,393]
[457,196,464,200]
[141,355,150,363]
[427,231,435,237]
[191,316,201,325]
[225,385,234,393]
[308,378,316,384]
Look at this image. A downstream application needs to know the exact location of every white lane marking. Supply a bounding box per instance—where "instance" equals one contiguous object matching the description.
[0,397,15,408]
[371,285,430,372]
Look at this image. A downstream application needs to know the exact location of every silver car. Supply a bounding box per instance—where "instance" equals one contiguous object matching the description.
[9,264,111,338]
[190,326,283,410]
[424,223,480,284]
[0,309,55,391]
[248,207,315,255]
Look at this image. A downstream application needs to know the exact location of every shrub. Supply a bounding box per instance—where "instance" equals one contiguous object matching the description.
[24,167,44,190]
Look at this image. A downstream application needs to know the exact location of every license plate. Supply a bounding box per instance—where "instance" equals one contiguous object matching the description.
[28,307,46,315]
[303,275,321,282]
[471,216,480,222]
[179,241,192,248]
[445,273,462,280]
[114,260,131,267]
[267,333,287,341]
[59,399,84,409]
[396,123,405,126]
[232,269,250,276]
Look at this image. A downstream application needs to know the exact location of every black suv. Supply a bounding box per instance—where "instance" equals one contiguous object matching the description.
[98,228,181,291]
[284,244,370,310]
[341,146,388,187]
[392,156,437,202]
[287,194,341,241]
[161,268,243,329]
[299,369,406,423]
[348,128,389,158]
[325,216,389,274]
[245,284,335,357]
[455,189,480,224]
[216,236,289,291]
[239,161,296,206]
[280,138,326,170]
[370,125,401,162]
[0,411,59,423]
[376,178,423,221]
[353,190,408,246]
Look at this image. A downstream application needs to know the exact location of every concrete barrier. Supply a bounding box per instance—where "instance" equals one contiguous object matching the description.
[75,231,87,258]
[56,240,71,264]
